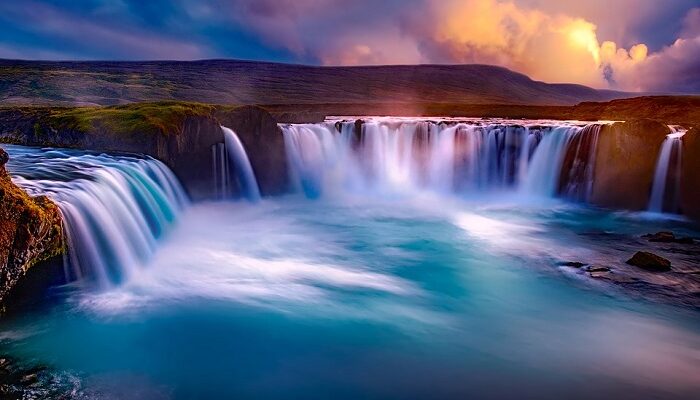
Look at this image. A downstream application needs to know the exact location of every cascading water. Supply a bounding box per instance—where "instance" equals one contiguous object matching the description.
[282,118,604,201]
[213,126,261,201]
[1,145,188,286]
[557,124,602,202]
[648,126,687,213]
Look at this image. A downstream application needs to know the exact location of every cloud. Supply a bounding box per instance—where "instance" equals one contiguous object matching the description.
[392,0,700,91]
[318,28,423,66]
[680,7,700,39]
[0,1,210,60]
[0,0,696,92]
[602,7,700,92]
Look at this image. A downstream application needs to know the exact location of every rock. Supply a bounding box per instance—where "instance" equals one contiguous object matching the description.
[558,261,587,268]
[20,373,37,385]
[585,265,611,273]
[589,271,611,279]
[642,231,695,244]
[626,251,672,272]
[643,231,676,242]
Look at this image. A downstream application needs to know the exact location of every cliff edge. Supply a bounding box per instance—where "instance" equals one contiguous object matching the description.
[0,148,63,309]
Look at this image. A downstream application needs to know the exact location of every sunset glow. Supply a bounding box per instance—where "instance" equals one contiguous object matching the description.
[0,0,697,91]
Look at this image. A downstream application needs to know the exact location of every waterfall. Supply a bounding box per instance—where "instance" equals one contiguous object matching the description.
[557,124,601,202]
[648,126,687,213]
[2,145,188,287]
[215,126,261,201]
[522,126,580,196]
[281,118,604,200]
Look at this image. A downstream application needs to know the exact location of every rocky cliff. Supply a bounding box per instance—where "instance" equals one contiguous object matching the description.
[590,120,670,210]
[216,106,288,195]
[0,103,289,200]
[681,127,700,220]
[0,148,63,309]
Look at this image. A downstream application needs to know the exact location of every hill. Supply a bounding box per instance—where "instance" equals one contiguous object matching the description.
[0,59,631,107]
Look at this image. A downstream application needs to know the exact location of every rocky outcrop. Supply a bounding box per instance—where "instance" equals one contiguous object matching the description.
[216,106,289,195]
[680,127,700,220]
[0,148,63,309]
[590,120,670,210]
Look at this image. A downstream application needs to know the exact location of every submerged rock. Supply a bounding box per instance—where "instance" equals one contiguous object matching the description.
[626,251,672,272]
[643,231,695,244]
[643,231,676,242]
[558,261,587,268]
[585,265,611,273]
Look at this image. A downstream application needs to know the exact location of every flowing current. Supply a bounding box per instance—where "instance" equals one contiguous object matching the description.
[282,118,602,201]
[1,120,700,399]
[212,126,261,201]
[2,145,188,286]
[648,126,687,213]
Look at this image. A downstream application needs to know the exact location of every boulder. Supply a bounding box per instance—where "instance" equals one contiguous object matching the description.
[626,251,672,272]
[590,120,670,210]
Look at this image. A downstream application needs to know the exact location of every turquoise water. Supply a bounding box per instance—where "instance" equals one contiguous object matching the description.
[1,195,699,399]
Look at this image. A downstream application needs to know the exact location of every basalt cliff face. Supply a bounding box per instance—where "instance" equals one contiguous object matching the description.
[0,104,288,200]
[681,127,700,220]
[0,148,63,309]
[590,120,671,210]
[216,106,288,195]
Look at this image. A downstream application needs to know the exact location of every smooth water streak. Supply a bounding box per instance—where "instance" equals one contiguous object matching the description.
[649,126,687,213]
[217,126,261,201]
[281,118,603,201]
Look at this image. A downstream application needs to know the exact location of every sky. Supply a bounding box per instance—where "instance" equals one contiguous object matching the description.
[0,0,698,92]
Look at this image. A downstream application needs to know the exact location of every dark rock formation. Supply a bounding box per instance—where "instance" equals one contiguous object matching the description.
[643,231,694,244]
[216,106,289,195]
[626,251,672,272]
[0,104,289,200]
[681,127,700,220]
[590,120,670,210]
[0,148,63,309]
[558,261,586,268]
[157,116,223,200]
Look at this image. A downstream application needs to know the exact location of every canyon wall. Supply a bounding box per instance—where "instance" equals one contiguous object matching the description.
[681,127,700,220]
[590,120,670,210]
[0,105,289,200]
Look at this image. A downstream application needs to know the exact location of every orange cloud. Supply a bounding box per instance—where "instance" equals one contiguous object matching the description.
[399,0,660,88]
[282,0,699,92]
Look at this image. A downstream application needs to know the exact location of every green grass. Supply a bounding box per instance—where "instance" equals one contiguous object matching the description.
[41,101,222,136]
